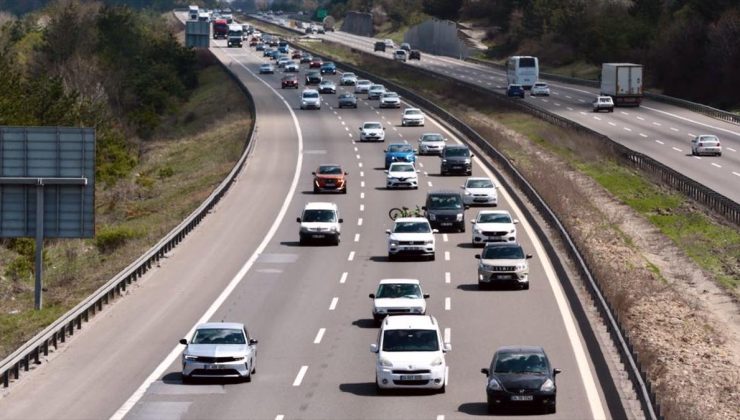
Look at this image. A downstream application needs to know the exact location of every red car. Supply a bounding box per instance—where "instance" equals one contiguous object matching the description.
[292,50,303,59]
[281,75,299,89]
[309,58,323,68]
[249,38,259,46]
[312,164,348,193]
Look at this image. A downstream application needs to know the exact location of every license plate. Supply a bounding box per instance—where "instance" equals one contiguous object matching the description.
[313,234,325,238]
[441,222,453,226]
[400,375,423,381]
[495,274,513,280]
[511,395,534,401]
[474,198,488,202]
[452,166,462,169]
[209,364,221,369]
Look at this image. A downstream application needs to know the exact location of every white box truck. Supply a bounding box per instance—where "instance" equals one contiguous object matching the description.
[188,5,199,20]
[600,63,643,107]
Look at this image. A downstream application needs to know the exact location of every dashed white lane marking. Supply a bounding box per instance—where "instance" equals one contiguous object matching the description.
[554,102,561,107]
[639,133,648,138]
[354,233,360,242]
[348,133,353,138]
[653,122,661,126]
[293,366,309,386]
[636,116,645,121]
[418,162,424,168]
[542,99,549,103]
[376,111,380,114]
[444,297,451,311]
[358,218,363,226]
[620,111,629,115]
[329,297,339,310]
[567,107,574,111]
[565,95,572,99]
[340,272,348,284]
[358,162,363,168]
[672,147,683,152]
[341,121,345,126]
[728,147,737,152]
[427,181,433,187]
[348,251,355,261]
[314,328,326,344]
[579,112,587,116]
[711,163,722,168]
[624,127,632,132]
[360,204,365,211]
[442,234,449,242]
[360,171,364,177]
[656,140,665,144]
[333,111,337,115]
[444,251,450,261]
[443,328,451,344]
[688,133,695,137]
[578,99,585,103]
[356,154,361,160]
[344,127,349,131]
[593,116,601,121]
[392,127,397,131]
[423,171,429,176]
[693,156,702,160]
[733,172,740,177]
[275,415,284,420]
[354,146,358,152]
[670,127,679,132]
[360,181,365,188]
[437,415,445,420]
[608,122,616,126]
[360,192,365,199]
[445,272,451,284]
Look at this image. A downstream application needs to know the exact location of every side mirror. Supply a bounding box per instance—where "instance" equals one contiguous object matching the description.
[383,127,386,130]
[358,127,362,130]
[384,170,388,174]
[553,368,562,376]
[249,338,259,345]
[385,229,391,234]
[296,217,301,223]
[464,205,470,210]
[513,219,519,224]
[369,293,375,299]
[383,149,387,152]
[179,338,188,345]
[338,218,344,223]
[421,206,427,211]
[481,368,489,375]
[471,154,475,158]
[471,220,476,224]
[345,171,349,175]
[526,254,533,259]
[311,172,316,175]
[475,254,481,259]
[460,185,465,189]
[423,294,430,299]
[370,343,379,353]
[443,343,452,352]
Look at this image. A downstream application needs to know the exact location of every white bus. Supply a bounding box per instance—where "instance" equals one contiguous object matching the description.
[507,56,539,90]
[188,5,199,20]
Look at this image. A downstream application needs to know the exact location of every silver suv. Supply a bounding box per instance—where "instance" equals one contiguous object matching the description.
[475,243,532,290]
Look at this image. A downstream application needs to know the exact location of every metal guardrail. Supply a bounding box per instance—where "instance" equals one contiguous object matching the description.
[467,57,740,125]
[0,49,259,388]
[287,37,662,419]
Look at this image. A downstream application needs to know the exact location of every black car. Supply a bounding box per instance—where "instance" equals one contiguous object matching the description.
[374,41,386,52]
[440,144,473,175]
[481,346,561,414]
[338,93,358,109]
[300,54,313,64]
[507,84,525,98]
[423,190,468,232]
[305,71,322,85]
[409,50,421,60]
[320,61,337,75]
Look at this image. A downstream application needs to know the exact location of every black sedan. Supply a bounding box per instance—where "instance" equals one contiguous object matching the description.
[337,93,357,109]
[481,346,561,414]
[305,71,322,85]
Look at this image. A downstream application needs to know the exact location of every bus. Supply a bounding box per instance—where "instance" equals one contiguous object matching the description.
[188,5,199,20]
[506,56,539,90]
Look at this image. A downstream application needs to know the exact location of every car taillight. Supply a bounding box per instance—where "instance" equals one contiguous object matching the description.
[716,142,720,146]
[698,143,703,147]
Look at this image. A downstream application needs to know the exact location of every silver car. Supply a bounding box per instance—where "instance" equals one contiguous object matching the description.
[355,79,372,93]
[690,135,722,156]
[180,322,258,382]
[368,84,386,100]
[418,133,446,155]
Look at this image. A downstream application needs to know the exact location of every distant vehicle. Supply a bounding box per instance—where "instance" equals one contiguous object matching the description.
[322,16,335,32]
[385,162,419,189]
[462,177,498,206]
[320,61,337,74]
[600,63,643,106]
[180,322,258,383]
[367,84,386,100]
[393,50,408,62]
[300,89,321,110]
[417,133,446,155]
[379,91,401,108]
[440,144,473,176]
[318,80,336,94]
[227,24,243,47]
[337,93,358,109]
[369,279,429,322]
[384,39,395,49]
[374,41,386,52]
[401,107,425,127]
[384,143,416,168]
[300,54,313,63]
[212,19,229,39]
[409,50,421,60]
[475,243,532,289]
[291,50,303,59]
[400,42,411,51]
[283,62,299,72]
[471,210,518,246]
[481,346,561,414]
[312,164,348,193]
[297,202,342,245]
[530,82,550,96]
[197,11,209,22]
[281,75,298,89]
[354,79,372,93]
[690,135,722,156]
[359,122,385,142]
[506,56,539,90]
[424,190,467,232]
[592,95,614,112]
[188,5,199,20]
[309,57,323,68]
[255,42,265,50]
[305,71,322,85]
[507,84,525,98]
[258,63,274,74]
[340,72,358,85]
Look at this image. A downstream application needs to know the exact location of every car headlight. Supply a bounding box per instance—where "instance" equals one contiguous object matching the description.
[509,229,516,234]
[430,356,444,366]
[488,378,503,390]
[389,241,399,247]
[456,213,463,222]
[428,214,436,221]
[480,263,494,271]
[412,307,424,313]
[474,227,482,234]
[441,159,447,163]
[379,357,393,367]
[464,191,471,196]
[424,239,434,245]
[329,226,338,232]
[184,354,198,361]
[231,356,245,361]
[464,159,471,164]
[516,263,528,271]
[540,378,555,392]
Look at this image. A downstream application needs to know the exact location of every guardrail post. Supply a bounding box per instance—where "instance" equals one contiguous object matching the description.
[3,369,8,387]
[43,340,49,356]
[59,327,65,343]
[23,354,29,371]
[33,347,39,364]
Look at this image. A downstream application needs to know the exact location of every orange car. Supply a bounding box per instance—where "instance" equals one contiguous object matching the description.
[312,164,348,193]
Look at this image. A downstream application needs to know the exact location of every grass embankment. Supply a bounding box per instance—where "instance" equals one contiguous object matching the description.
[0,60,251,360]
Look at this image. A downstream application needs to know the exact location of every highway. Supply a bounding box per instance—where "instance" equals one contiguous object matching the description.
[0,18,622,420]
[259,17,740,203]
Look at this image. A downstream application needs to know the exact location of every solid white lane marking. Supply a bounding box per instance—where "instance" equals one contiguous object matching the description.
[354,233,360,242]
[329,297,338,310]
[293,366,308,386]
[340,272,348,284]
[360,204,365,211]
[442,234,448,242]
[444,251,450,261]
[358,218,363,226]
[444,297,451,311]
[639,133,648,138]
[348,251,355,261]
[443,328,451,344]
[445,272,451,284]
[314,328,326,344]
[711,163,722,168]
[656,140,665,145]
[112,51,307,420]
[642,105,740,137]
[672,147,682,152]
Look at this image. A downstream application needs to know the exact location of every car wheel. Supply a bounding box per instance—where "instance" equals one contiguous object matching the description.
[718,152,722,157]
[691,149,696,156]
[522,282,530,290]
[388,254,395,262]
[429,253,435,261]
[546,402,556,414]
[182,374,192,384]
[478,283,487,290]
[460,225,466,233]
[376,379,386,395]
[438,382,446,394]
[333,237,340,246]
[299,237,306,246]
[244,371,252,383]
[342,187,347,194]
[487,403,497,414]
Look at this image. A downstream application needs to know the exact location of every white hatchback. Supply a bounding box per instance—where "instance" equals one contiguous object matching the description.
[530,82,551,96]
[471,210,518,246]
[369,279,429,322]
[462,177,498,206]
[359,121,385,142]
[386,162,419,189]
[401,108,425,126]
[355,79,372,93]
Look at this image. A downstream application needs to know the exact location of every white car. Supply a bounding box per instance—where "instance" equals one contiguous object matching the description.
[386,217,436,260]
[593,95,614,112]
[369,279,429,322]
[284,62,299,72]
[300,89,321,110]
[690,135,722,156]
[371,315,450,393]
[258,63,274,74]
[384,38,395,49]
[368,84,386,100]
[180,322,258,382]
[359,121,385,142]
[530,82,551,96]
[340,72,358,85]
[471,210,518,246]
[385,162,419,189]
[476,243,531,289]
[355,79,372,93]
[418,133,447,155]
[393,49,407,62]
[379,91,401,108]
[461,177,498,206]
[401,108,425,126]
[297,202,343,245]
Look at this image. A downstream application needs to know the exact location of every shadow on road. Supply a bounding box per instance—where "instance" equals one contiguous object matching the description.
[352,318,377,329]
[338,382,378,396]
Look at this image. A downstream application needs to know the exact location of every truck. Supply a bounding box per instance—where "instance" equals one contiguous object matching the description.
[600,63,643,107]
[212,19,228,39]
[227,24,243,47]
[188,5,198,20]
[322,16,335,32]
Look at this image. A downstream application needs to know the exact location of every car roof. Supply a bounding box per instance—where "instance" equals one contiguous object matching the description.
[382,314,437,329]
[379,278,420,285]
[477,209,511,216]
[304,202,338,210]
[483,242,522,249]
[196,322,244,330]
[302,89,319,94]
[427,189,463,196]
[363,121,382,125]
[495,345,546,355]
[466,177,491,182]
[394,217,429,223]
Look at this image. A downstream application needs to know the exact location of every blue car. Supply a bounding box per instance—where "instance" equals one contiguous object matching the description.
[384,143,416,169]
[507,84,525,98]
[320,61,337,75]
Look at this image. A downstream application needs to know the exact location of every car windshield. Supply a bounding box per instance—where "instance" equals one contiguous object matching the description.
[405,109,422,115]
[699,136,719,142]
[467,179,494,188]
[340,94,353,99]
[343,73,356,78]
[383,329,439,352]
[428,194,462,210]
[364,123,382,129]
[494,352,548,374]
[534,83,547,88]
[261,64,270,68]
[320,81,332,85]
[388,144,412,153]
[421,134,443,142]
[478,213,512,224]
[482,245,524,259]
[302,209,337,222]
[389,164,414,172]
[445,147,470,157]
[318,166,342,175]
[383,93,398,98]
[191,328,245,345]
[358,80,370,85]
[376,283,422,299]
[322,62,335,67]
[303,92,319,99]
[393,221,430,233]
[370,85,384,91]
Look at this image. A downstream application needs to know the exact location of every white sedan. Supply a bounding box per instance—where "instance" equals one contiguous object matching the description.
[471,210,518,246]
[461,177,498,206]
[359,121,385,142]
[369,279,429,322]
[401,108,425,126]
[386,162,419,189]
[386,217,436,261]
